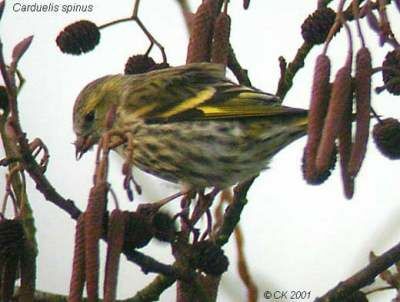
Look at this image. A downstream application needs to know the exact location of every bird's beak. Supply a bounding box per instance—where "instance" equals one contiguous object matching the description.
[74,135,96,160]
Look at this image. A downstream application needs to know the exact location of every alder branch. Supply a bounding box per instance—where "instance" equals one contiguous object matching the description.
[124,250,194,281]
[228,45,252,87]
[275,0,389,101]
[0,42,82,220]
[15,279,174,302]
[315,240,400,301]
[214,177,255,247]
[126,274,176,302]
[276,42,313,100]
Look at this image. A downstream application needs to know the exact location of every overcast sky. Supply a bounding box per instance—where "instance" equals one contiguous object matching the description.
[2,0,400,301]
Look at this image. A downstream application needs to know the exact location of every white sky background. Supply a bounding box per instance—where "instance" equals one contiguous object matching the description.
[1,0,400,301]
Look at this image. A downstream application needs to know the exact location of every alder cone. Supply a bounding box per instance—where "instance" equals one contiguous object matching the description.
[301,8,336,45]
[373,118,400,159]
[124,55,156,75]
[192,241,229,276]
[123,211,153,249]
[56,20,100,55]
[382,49,400,95]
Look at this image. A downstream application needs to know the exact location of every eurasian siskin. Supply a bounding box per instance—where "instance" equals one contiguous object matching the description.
[73,63,308,189]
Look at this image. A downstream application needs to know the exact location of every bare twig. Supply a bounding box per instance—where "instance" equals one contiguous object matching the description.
[0,41,82,218]
[315,241,400,301]
[215,177,255,247]
[126,274,176,302]
[276,0,389,101]
[97,0,167,62]
[227,45,252,87]
[276,42,313,100]
[235,225,258,302]
[124,250,194,281]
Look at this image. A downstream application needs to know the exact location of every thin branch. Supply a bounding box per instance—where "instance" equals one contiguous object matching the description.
[133,17,167,63]
[98,17,132,29]
[132,0,141,17]
[315,240,400,301]
[275,0,386,101]
[227,45,252,87]
[125,274,176,302]
[13,279,174,302]
[214,177,255,247]
[235,225,258,302]
[276,42,313,100]
[124,250,194,281]
[97,1,167,62]
[0,42,82,220]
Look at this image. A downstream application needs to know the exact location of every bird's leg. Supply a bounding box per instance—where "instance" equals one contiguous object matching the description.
[28,138,49,172]
[122,162,142,201]
[190,188,220,225]
[167,190,199,241]
[177,188,219,242]
[119,131,143,201]
[100,129,142,201]
[199,208,213,241]
[178,190,196,219]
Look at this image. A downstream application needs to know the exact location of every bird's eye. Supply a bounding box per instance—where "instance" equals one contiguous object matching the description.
[84,111,95,123]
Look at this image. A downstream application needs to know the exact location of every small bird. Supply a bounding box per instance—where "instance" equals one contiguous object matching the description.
[73,63,308,190]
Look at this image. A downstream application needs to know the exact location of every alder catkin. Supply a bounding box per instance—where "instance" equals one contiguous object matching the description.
[338,92,355,200]
[186,2,214,63]
[348,47,372,177]
[84,182,108,302]
[104,210,126,302]
[211,12,231,65]
[316,63,352,174]
[303,54,331,183]
[68,214,86,302]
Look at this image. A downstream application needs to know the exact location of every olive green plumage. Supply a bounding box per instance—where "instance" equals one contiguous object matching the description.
[73,63,308,189]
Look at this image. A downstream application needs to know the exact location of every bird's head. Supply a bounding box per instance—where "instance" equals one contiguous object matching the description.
[73,75,123,159]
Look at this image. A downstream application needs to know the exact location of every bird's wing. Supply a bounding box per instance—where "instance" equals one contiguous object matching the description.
[121,63,307,122]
